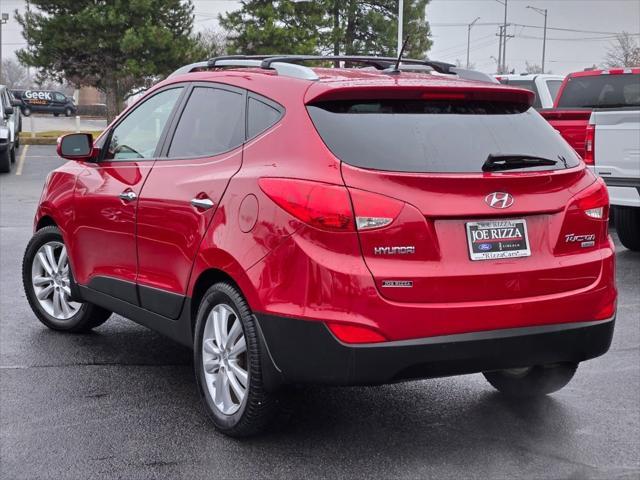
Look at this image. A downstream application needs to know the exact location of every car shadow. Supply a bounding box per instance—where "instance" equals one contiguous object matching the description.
[21,317,583,477]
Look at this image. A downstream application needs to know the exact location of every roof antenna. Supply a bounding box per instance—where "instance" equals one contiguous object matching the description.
[389,36,410,74]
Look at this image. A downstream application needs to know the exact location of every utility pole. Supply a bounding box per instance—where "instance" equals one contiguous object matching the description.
[496,25,503,73]
[0,12,8,81]
[397,0,404,56]
[527,5,548,73]
[466,17,480,69]
[494,0,508,73]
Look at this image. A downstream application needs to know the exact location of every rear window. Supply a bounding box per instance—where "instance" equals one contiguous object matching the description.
[501,80,541,108]
[546,80,563,102]
[307,99,580,173]
[557,74,640,109]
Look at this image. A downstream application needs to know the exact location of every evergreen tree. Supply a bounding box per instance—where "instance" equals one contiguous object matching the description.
[220,1,432,59]
[16,0,203,121]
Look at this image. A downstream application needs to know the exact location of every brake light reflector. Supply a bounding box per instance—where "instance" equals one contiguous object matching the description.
[583,124,595,165]
[259,178,354,231]
[575,178,609,220]
[349,189,405,231]
[326,322,387,344]
[594,300,616,320]
[585,207,604,219]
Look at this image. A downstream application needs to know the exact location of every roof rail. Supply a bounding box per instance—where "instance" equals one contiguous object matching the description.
[169,54,494,83]
[230,55,456,75]
[209,57,319,80]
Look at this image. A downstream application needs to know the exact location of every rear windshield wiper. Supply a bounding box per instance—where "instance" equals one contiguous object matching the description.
[482,154,558,172]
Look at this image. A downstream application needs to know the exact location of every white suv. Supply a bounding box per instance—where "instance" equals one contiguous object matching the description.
[0,85,21,173]
[495,74,565,109]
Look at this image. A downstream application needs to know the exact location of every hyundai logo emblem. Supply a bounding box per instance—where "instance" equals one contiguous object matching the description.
[485,192,514,209]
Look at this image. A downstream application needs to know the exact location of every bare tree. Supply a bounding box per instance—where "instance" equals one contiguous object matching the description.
[194,28,228,58]
[603,32,640,68]
[0,59,29,89]
[455,58,475,70]
[525,61,543,74]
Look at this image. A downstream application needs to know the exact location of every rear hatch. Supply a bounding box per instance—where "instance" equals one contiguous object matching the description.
[306,84,609,304]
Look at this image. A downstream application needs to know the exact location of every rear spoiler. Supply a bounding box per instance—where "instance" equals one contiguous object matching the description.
[304,84,535,106]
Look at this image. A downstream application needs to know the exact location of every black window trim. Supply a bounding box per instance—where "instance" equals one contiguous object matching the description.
[98,83,189,163]
[158,81,248,161]
[245,93,285,142]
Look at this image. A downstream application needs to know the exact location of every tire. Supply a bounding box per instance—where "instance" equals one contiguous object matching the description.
[53,113,60,117]
[483,362,578,397]
[64,108,73,117]
[194,282,279,437]
[0,147,10,173]
[614,206,640,251]
[22,226,112,332]
[22,107,31,117]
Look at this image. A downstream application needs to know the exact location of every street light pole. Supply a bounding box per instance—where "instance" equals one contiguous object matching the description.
[527,6,548,73]
[466,17,480,69]
[0,13,8,81]
[397,0,404,56]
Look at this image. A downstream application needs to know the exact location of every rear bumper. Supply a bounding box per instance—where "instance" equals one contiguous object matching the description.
[255,314,615,390]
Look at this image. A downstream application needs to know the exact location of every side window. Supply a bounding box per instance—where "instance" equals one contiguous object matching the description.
[247,97,282,139]
[168,87,244,158]
[509,80,542,108]
[54,93,66,102]
[104,87,183,161]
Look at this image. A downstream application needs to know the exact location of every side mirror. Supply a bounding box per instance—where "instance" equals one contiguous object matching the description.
[57,133,96,161]
[4,106,14,116]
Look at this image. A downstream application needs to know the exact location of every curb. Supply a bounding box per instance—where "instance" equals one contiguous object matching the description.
[20,137,58,145]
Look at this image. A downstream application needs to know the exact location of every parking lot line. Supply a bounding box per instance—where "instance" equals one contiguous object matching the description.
[15,145,30,176]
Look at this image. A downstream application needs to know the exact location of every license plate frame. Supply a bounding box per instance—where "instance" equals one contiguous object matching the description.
[465,219,531,261]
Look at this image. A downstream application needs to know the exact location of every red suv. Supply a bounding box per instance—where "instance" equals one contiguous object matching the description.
[22,56,616,437]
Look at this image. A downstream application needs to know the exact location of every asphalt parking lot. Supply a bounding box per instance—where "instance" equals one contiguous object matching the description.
[1,145,639,480]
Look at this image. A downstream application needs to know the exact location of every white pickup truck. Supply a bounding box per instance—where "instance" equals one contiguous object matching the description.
[589,109,640,251]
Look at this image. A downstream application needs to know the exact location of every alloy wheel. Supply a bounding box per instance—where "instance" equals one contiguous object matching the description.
[31,241,81,320]
[201,304,248,415]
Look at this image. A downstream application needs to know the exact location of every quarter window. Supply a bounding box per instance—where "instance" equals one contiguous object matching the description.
[247,97,282,139]
[168,87,244,158]
[104,87,183,160]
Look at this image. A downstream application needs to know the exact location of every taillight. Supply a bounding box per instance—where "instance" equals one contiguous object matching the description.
[259,178,405,232]
[326,322,387,344]
[583,124,595,165]
[258,178,354,231]
[575,178,609,220]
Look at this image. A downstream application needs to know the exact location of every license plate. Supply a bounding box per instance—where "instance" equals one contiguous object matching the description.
[466,219,531,261]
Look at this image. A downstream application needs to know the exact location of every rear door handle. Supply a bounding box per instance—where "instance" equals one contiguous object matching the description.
[119,190,137,202]
[190,198,215,210]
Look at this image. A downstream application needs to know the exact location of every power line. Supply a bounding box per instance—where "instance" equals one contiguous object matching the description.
[431,22,627,35]
[516,33,638,41]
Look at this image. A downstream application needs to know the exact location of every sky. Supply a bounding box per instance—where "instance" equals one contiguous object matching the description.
[1,0,639,75]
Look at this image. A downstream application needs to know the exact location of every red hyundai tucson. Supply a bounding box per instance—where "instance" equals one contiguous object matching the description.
[22,56,616,437]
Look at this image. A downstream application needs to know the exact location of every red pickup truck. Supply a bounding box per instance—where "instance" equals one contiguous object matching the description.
[540,68,640,161]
